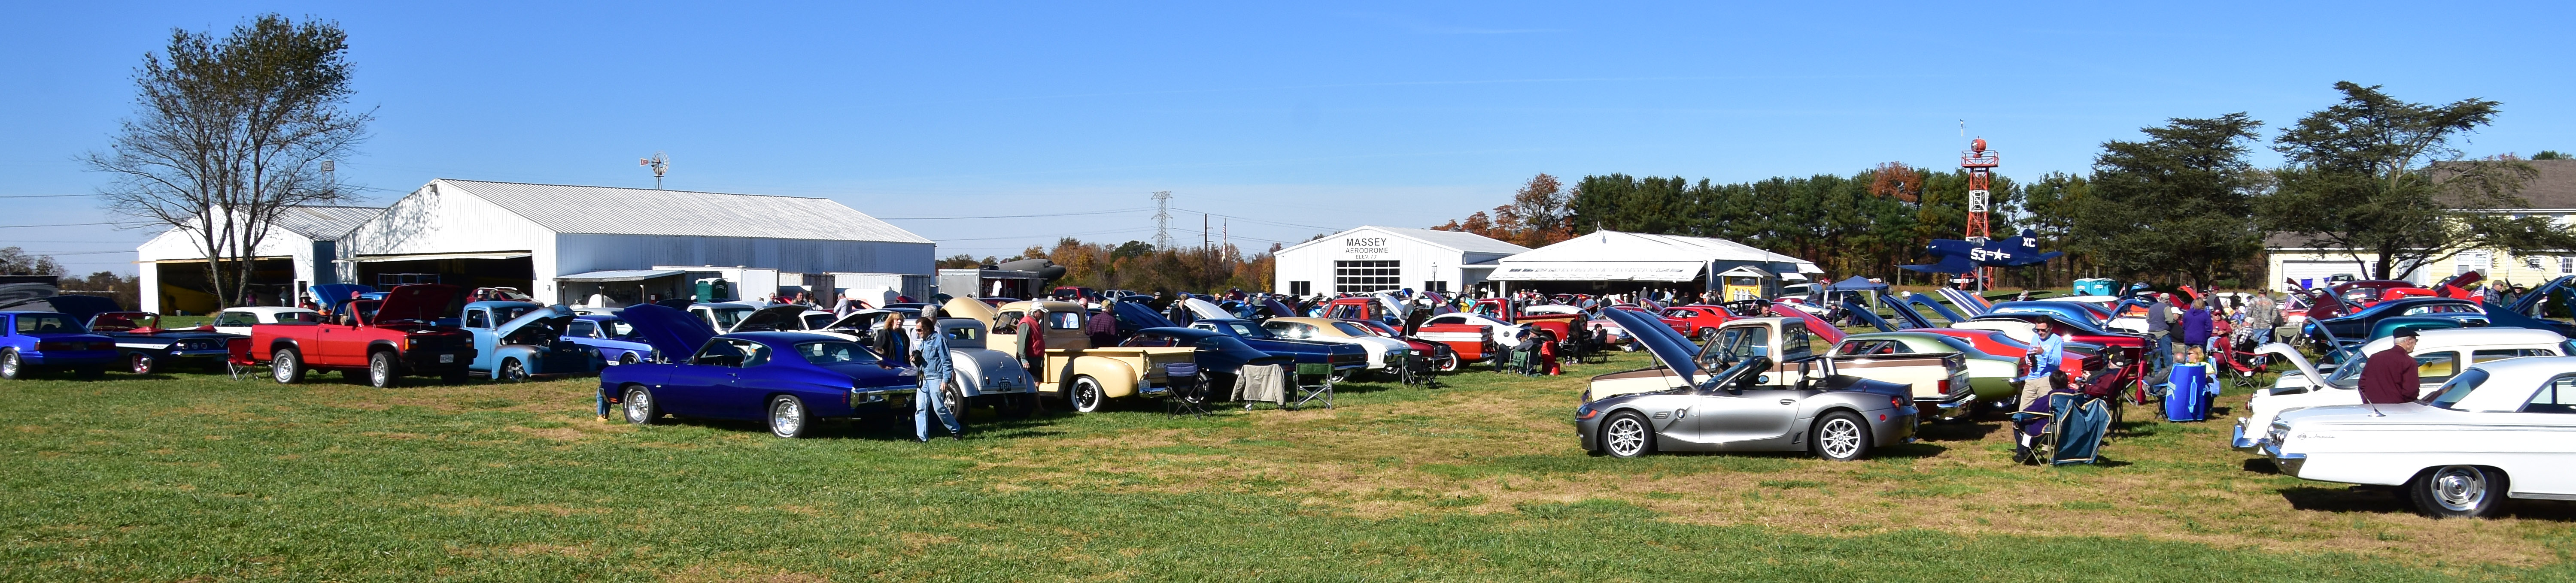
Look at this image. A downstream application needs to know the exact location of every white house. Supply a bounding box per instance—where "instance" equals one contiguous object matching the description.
[337,179,935,306]
[2266,159,2576,291]
[1271,226,1531,296]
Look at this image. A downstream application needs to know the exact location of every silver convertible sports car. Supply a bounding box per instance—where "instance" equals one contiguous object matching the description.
[1576,308,1919,461]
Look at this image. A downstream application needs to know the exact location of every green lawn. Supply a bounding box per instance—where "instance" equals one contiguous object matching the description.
[4,353,2573,581]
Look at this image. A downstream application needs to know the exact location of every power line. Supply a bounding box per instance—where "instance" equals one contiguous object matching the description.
[876,209,1149,219]
[0,222,119,229]
[1170,208,1329,230]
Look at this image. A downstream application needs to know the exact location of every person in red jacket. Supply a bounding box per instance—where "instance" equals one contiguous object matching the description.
[2359,327,2423,405]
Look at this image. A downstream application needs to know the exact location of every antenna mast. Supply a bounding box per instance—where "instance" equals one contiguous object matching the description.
[638,152,670,190]
[1151,191,1173,249]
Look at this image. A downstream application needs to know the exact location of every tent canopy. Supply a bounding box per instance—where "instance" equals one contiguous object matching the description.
[1827,275,1889,292]
[1490,230,1822,282]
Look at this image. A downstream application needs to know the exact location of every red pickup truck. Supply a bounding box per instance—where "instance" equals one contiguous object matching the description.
[251,284,477,387]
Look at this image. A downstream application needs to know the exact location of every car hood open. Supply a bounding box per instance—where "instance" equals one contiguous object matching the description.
[824,308,897,331]
[1114,301,1178,329]
[2255,342,2328,388]
[495,304,576,340]
[1605,307,1697,385]
[309,284,379,314]
[373,284,458,324]
[618,303,715,360]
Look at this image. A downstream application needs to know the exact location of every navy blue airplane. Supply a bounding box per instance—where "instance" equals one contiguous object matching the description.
[1900,229,2064,274]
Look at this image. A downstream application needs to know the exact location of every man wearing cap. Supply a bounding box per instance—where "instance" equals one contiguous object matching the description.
[2359,327,2424,405]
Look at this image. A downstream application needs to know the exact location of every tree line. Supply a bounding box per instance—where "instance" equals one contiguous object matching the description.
[942,239,1278,295]
[1437,82,2576,289]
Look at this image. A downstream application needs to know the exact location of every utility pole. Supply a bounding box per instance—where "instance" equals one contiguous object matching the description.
[1151,191,1173,249]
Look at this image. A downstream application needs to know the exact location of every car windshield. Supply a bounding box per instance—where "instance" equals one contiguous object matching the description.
[88,314,154,331]
[1228,322,1272,338]
[14,314,83,334]
[494,306,535,322]
[277,311,320,324]
[794,341,879,365]
[708,307,753,328]
[2423,368,2490,410]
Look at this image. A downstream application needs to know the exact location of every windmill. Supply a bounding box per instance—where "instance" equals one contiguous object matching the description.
[638,152,669,190]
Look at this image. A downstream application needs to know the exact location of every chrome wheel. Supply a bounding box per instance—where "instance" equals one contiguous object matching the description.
[2413,465,2502,518]
[1069,376,1104,413]
[769,395,809,438]
[1602,412,1651,458]
[368,350,398,388]
[130,353,155,375]
[0,350,20,380]
[499,358,528,382]
[622,386,660,425]
[272,349,303,384]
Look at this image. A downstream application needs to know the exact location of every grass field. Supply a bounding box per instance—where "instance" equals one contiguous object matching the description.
[6,351,2575,581]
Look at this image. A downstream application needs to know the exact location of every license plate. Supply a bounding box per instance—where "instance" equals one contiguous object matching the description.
[438,354,455,363]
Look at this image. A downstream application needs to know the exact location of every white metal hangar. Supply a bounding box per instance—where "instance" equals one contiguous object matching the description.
[339,179,935,305]
[135,205,383,314]
[1271,226,1531,297]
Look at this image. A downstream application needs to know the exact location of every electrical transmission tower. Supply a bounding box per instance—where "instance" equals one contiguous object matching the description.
[1151,191,1173,249]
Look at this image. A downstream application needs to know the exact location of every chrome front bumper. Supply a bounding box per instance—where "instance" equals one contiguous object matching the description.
[2230,418,2260,453]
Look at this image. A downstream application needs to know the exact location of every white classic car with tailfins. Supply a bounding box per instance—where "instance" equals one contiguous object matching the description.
[2263,356,2576,518]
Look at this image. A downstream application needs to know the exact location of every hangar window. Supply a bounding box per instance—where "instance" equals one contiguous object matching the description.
[1289,281,1311,296]
[2562,256,2573,275]
[1334,260,1400,293]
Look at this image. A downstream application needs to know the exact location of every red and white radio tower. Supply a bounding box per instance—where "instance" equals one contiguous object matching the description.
[1960,138,1999,289]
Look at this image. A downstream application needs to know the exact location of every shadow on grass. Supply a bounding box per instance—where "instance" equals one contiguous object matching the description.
[2279,485,2408,514]
[1916,420,1999,442]
[2239,458,2280,474]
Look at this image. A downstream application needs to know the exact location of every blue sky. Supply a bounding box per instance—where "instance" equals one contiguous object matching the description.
[6,2,2571,274]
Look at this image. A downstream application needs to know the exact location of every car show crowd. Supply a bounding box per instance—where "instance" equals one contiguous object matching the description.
[5,269,2575,519]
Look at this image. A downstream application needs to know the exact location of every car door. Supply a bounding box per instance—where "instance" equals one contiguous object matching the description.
[2502,374,2576,495]
[1687,381,1800,449]
[665,339,753,418]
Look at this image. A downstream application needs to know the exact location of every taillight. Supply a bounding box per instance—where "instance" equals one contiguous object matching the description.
[1935,378,1951,396]
[1891,395,1907,408]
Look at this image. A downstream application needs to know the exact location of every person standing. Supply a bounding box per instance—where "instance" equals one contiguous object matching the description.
[2016,323,2068,410]
[2180,298,2214,354]
[1019,305,1048,377]
[912,311,964,441]
[2359,328,2425,405]
[2144,293,2174,370]
[874,314,908,369]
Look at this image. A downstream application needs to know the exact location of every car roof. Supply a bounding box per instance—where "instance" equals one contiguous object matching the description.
[2454,356,2576,410]
[718,331,848,344]
[222,306,317,314]
[1137,326,1218,338]
[465,300,543,310]
[2359,327,2567,353]
[574,314,621,321]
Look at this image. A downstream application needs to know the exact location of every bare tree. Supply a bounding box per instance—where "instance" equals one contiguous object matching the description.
[84,14,369,308]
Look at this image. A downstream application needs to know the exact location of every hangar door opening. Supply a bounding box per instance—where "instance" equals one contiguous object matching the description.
[152,257,296,313]
[351,252,533,296]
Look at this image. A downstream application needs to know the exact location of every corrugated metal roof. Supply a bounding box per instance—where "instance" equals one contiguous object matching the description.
[433,179,933,244]
[1501,230,1823,273]
[270,205,383,239]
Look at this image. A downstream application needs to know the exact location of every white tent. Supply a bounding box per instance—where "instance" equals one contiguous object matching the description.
[1489,230,1822,283]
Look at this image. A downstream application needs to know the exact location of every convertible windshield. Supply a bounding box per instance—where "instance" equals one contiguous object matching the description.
[2424,368,2489,410]
[794,341,880,365]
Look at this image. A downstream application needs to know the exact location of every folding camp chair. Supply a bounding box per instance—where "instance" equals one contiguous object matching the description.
[1397,351,1441,389]
[1289,362,1334,410]
[223,337,258,381]
[1160,362,1212,418]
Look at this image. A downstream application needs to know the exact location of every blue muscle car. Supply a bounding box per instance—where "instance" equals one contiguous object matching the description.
[0,311,120,379]
[1184,317,1368,378]
[599,303,918,438]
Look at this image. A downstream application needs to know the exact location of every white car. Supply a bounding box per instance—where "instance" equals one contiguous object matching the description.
[802,308,1039,416]
[2263,356,2576,517]
[211,307,320,337]
[1420,312,1534,350]
[1259,317,1410,371]
[2235,329,2572,452]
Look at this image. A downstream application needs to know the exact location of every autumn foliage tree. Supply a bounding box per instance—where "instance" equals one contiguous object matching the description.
[1432,173,1577,248]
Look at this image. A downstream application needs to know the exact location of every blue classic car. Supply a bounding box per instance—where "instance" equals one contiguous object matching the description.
[565,314,658,365]
[1184,317,1369,378]
[459,301,601,380]
[0,311,121,379]
[85,311,242,374]
[2307,297,2488,344]
[1120,326,1297,383]
[600,303,917,438]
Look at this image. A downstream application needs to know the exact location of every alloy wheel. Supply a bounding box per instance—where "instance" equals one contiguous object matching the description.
[1,350,19,379]
[130,353,155,375]
[1604,416,1647,457]
[769,396,805,438]
[501,358,528,381]
[1819,418,1862,459]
